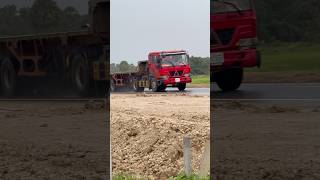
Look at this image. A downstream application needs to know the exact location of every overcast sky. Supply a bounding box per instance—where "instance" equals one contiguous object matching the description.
[110,0,210,64]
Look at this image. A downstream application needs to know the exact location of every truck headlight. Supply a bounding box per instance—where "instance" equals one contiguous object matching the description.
[237,38,257,48]
[184,73,190,77]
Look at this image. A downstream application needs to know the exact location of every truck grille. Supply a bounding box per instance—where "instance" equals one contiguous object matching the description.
[170,71,183,77]
[216,28,235,45]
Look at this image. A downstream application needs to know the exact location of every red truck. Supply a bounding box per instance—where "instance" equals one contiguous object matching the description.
[110,50,192,92]
[211,0,261,91]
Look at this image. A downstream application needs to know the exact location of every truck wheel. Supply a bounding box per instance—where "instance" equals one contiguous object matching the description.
[158,84,166,92]
[215,68,243,92]
[133,80,144,92]
[110,80,116,92]
[178,83,186,91]
[0,59,17,97]
[71,55,90,96]
[151,78,159,92]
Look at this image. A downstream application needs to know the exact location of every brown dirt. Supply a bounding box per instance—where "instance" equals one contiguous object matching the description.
[212,101,320,180]
[111,94,210,179]
[244,71,320,83]
[0,101,108,180]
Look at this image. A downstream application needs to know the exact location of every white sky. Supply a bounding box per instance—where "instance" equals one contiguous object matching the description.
[110,0,210,64]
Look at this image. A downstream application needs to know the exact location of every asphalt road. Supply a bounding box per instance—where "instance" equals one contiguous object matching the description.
[212,83,320,101]
[112,87,210,96]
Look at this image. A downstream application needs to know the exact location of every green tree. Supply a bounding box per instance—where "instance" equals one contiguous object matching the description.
[118,61,130,72]
[30,0,62,33]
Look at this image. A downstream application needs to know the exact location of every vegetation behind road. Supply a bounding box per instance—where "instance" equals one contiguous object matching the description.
[0,0,88,35]
[248,43,320,72]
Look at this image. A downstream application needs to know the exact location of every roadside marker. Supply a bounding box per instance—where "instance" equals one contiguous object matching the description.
[183,137,192,176]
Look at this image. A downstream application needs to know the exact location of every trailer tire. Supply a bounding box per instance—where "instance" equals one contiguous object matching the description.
[215,68,243,92]
[0,59,17,97]
[133,80,144,92]
[178,83,186,91]
[71,55,90,96]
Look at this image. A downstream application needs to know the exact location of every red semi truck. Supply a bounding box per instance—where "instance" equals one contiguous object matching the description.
[211,0,261,91]
[110,50,192,92]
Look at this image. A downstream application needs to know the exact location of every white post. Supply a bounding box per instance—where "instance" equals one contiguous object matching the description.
[199,140,210,177]
[183,137,192,176]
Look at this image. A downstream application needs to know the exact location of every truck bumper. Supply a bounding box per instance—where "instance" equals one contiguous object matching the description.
[211,49,261,70]
[161,77,192,86]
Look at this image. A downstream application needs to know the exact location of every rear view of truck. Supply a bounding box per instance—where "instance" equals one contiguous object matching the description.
[211,0,260,91]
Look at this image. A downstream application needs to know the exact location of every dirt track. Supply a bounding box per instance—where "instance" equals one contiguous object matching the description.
[0,101,108,180]
[111,94,210,179]
[212,101,320,180]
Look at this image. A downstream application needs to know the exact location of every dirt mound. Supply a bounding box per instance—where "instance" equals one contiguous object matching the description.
[111,94,210,179]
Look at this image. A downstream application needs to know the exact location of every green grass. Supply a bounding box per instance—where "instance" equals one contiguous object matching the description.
[169,173,210,180]
[113,174,136,180]
[191,75,210,84]
[248,42,320,72]
[113,173,210,180]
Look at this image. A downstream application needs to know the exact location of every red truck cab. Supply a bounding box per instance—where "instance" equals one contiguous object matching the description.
[148,50,192,91]
[211,0,260,91]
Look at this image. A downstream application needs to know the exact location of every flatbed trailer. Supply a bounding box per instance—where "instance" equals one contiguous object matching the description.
[0,0,109,97]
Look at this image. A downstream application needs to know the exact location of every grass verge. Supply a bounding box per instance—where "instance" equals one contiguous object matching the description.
[113,173,210,180]
[248,42,320,72]
[189,75,210,88]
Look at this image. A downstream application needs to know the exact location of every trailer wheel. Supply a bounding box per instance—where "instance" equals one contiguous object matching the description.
[215,68,243,92]
[71,55,90,96]
[0,59,17,97]
[178,83,186,91]
[133,80,144,92]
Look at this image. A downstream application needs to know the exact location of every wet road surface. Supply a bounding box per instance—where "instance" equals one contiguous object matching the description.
[212,83,320,101]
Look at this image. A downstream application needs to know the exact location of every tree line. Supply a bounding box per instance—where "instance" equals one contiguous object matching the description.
[256,0,320,42]
[0,0,87,36]
[111,57,209,75]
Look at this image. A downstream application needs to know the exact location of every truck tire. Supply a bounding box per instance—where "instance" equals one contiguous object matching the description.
[215,68,243,92]
[133,80,144,92]
[151,78,159,92]
[71,55,90,96]
[178,83,186,91]
[0,59,17,97]
[158,84,166,92]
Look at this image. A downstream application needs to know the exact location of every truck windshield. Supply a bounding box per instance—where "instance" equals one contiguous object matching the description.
[211,0,252,14]
[161,54,188,67]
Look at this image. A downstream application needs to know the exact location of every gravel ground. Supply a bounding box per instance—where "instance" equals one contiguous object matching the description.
[212,101,320,180]
[0,100,109,180]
